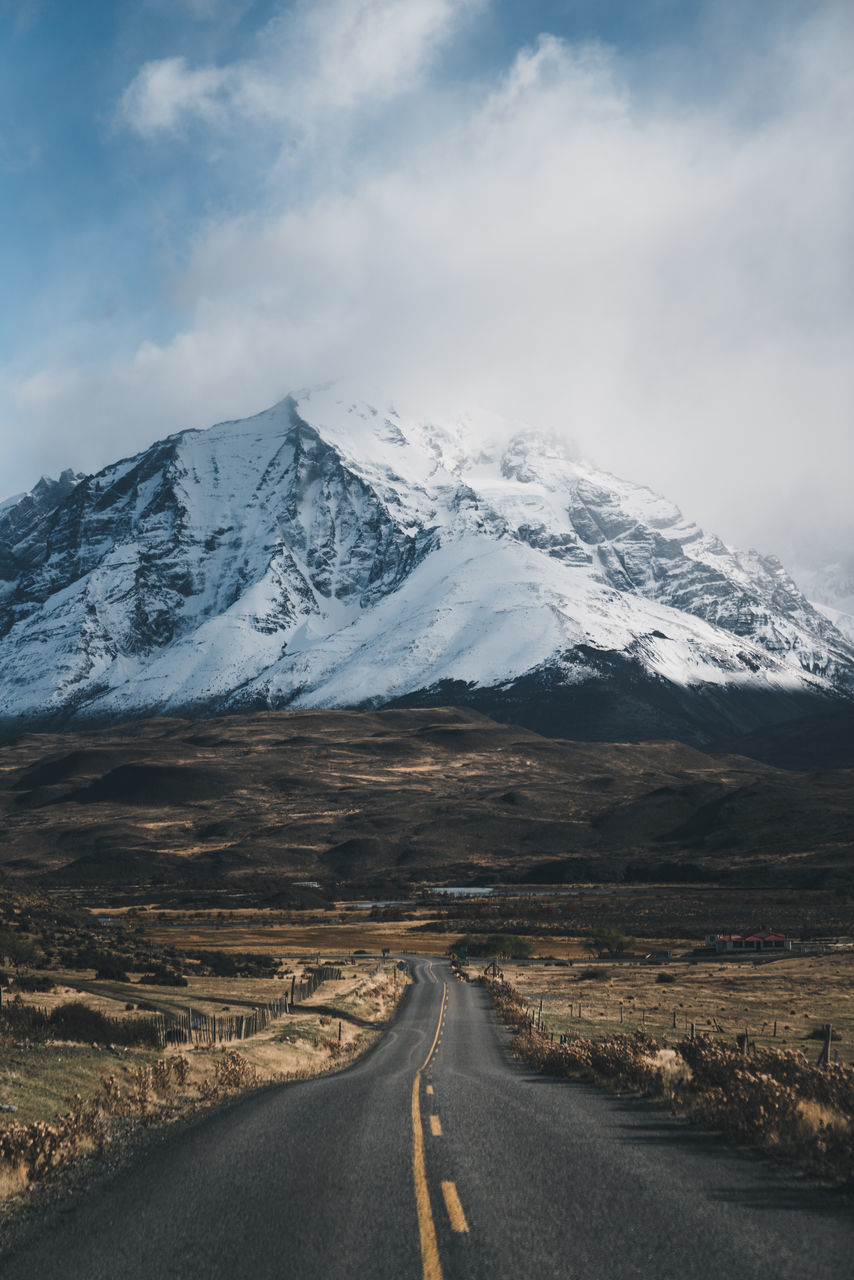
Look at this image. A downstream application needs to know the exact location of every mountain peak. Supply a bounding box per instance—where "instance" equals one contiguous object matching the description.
[0,392,851,744]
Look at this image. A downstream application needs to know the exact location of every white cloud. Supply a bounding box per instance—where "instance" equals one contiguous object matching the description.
[119,0,485,137]
[118,56,228,135]
[5,3,853,564]
[175,0,248,18]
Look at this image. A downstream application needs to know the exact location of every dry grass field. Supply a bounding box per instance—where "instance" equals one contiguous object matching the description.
[0,959,404,1132]
[491,952,854,1063]
[0,951,410,1206]
[134,912,461,957]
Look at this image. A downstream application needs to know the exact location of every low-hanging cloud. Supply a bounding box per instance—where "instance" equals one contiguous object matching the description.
[3,0,852,567]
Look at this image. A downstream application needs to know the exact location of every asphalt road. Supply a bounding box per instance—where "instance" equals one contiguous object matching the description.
[2,958,852,1279]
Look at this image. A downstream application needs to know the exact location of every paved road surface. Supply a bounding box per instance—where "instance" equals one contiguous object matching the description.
[2,958,852,1279]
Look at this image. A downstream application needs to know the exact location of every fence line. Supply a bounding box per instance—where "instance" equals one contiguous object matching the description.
[154,965,343,1049]
[510,998,842,1066]
[0,966,344,1051]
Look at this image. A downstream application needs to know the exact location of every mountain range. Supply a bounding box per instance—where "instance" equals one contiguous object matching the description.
[1,386,852,745]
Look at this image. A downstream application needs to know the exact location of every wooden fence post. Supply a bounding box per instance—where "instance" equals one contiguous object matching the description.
[818,1023,833,1067]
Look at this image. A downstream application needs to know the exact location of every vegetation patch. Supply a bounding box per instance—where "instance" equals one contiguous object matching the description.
[0,956,409,1212]
[452,933,534,959]
[488,979,854,1185]
[0,1000,161,1048]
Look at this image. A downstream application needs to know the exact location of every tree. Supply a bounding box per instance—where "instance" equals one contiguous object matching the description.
[584,927,634,956]
[450,933,534,960]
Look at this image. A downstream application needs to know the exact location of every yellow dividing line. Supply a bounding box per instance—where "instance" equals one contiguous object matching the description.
[441,1181,470,1234]
[430,1115,442,1136]
[411,979,448,1280]
[419,980,446,1075]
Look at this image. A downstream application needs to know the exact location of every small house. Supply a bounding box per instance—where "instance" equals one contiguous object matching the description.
[704,929,791,954]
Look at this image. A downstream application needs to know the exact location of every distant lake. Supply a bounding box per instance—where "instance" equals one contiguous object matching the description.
[432,887,495,897]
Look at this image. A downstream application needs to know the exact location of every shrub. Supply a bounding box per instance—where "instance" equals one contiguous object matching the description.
[0,1000,161,1048]
[138,968,187,988]
[95,963,131,983]
[451,933,534,959]
[655,971,677,984]
[197,1051,258,1101]
[49,1002,162,1048]
[185,950,278,978]
[579,966,609,981]
[9,974,54,993]
[0,931,42,970]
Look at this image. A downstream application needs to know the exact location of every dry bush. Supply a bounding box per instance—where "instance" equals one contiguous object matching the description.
[487,980,854,1184]
[197,1051,259,1102]
[0,1093,100,1184]
[514,1022,667,1096]
[676,1035,854,1177]
[152,1058,172,1094]
[0,1050,203,1200]
[128,1066,153,1122]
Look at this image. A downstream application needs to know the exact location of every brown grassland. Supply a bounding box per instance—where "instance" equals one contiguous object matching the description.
[487,952,854,1063]
[0,957,407,1207]
[134,911,463,957]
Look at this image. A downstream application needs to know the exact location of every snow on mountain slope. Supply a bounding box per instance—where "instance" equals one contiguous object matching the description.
[0,386,851,740]
[813,600,854,648]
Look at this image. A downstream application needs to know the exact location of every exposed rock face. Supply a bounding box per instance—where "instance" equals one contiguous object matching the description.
[0,388,851,743]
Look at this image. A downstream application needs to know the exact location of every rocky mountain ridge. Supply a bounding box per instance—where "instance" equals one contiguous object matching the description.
[0,387,851,744]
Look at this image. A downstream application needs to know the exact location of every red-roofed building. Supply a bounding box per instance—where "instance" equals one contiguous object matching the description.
[704,929,791,953]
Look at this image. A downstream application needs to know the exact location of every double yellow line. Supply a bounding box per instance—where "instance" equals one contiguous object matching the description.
[411,978,447,1280]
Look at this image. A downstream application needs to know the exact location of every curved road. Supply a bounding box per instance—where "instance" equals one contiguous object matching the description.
[2,958,852,1279]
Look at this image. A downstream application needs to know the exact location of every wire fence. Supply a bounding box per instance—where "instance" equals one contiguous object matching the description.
[517,997,846,1066]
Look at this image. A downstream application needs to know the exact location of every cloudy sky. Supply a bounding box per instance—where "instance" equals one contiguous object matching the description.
[0,0,851,569]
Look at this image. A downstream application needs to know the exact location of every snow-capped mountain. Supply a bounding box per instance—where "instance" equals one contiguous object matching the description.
[1,387,851,743]
[793,558,854,648]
